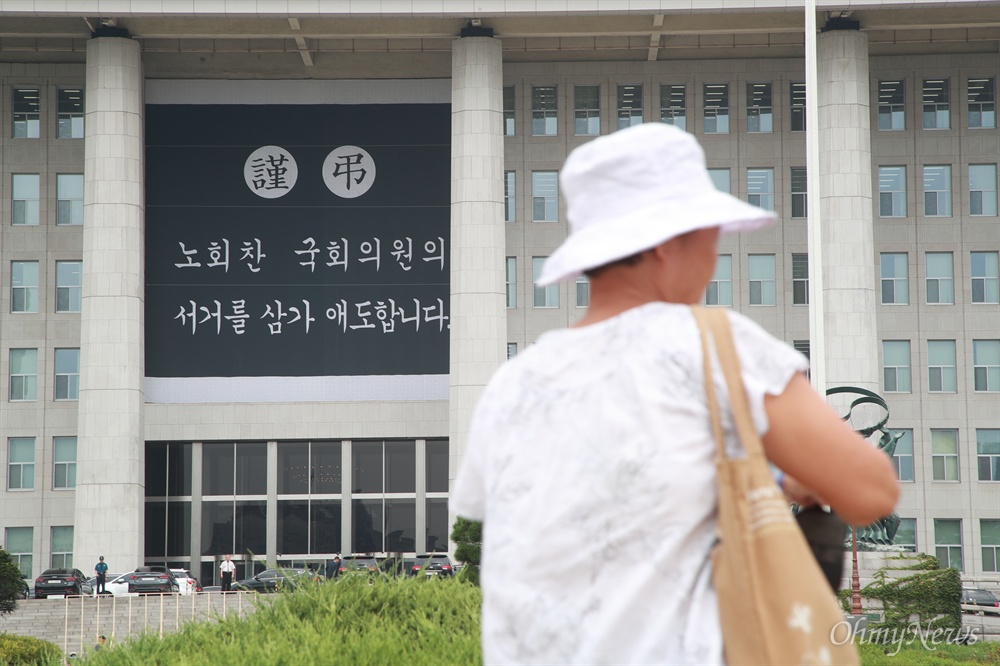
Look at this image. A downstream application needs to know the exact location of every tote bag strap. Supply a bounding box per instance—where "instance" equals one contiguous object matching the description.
[692,307,727,461]
[691,307,764,458]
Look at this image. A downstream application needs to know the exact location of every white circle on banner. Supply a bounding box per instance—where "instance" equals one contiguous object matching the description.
[323,145,376,199]
[244,146,298,199]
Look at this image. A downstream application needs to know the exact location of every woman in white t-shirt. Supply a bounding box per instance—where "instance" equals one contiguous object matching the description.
[451,124,898,665]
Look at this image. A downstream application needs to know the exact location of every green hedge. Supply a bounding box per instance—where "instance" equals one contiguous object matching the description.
[0,633,63,665]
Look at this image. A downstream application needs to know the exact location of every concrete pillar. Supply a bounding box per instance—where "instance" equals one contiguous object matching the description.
[817,29,880,396]
[448,37,506,513]
[74,36,146,572]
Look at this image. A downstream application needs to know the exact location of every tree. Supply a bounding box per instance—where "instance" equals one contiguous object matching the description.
[450,517,482,585]
[0,548,24,616]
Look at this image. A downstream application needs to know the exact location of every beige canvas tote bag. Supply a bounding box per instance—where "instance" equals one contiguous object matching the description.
[692,307,859,666]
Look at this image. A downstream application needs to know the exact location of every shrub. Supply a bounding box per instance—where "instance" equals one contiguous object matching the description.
[0,548,24,616]
[450,517,482,585]
[0,633,63,665]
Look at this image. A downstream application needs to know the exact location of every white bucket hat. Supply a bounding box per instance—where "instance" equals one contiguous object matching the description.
[537,123,777,286]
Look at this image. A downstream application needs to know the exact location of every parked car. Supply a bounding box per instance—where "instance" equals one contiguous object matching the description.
[90,572,132,597]
[233,568,316,593]
[960,588,1000,615]
[126,567,179,594]
[338,555,379,576]
[18,577,30,599]
[34,568,93,599]
[169,568,200,595]
[409,554,454,578]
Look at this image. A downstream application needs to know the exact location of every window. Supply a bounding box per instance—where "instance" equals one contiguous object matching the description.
[4,527,33,578]
[878,166,907,217]
[931,430,959,481]
[895,518,916,552]
[790,82,806,132]
[57,174,84,226]
[982,520,1000,572]
[925,252,954,304]
[978,429,1000,482]
[934,519,963,571]
[791,167,807,218]
[891,430,914,481]
[877,80,905,130]
[54,348,80,400]
[747,168,774,211]
[57,89,84,139]
[706,255,732,306]
[503,86,515,136]
[616,84,643,130]
[507,343,517,360]
[575,275,590,308]
[659,84,686,130]
[12,261,40,313]
[532,257,558,308]
[505,257,516,309]
[531,171,558,221]
[12,88,40,138]
[10,349,38,401]
[880,253,909,305]
[531,86,557,136]
[969,164,998,216]
[922,79,950,129]
[748,255,775,306]
[503,171,516,222]
[50,526,73,569]
[8,437,35,490]
[973,340,1000,391]
[56,261,82,313]
[703,83,729,134]
[923,165,951,216]
[747,82,772,133]
[792,254,809,305]
[791,341,812,381]
[928,340,957,392]
[574,85,600,135]
[967,77,995,129]
[12,174,40,226]
[708,169,731,194]
[883,341,911,393]
[53,436,77,489]
[972,251,999,304]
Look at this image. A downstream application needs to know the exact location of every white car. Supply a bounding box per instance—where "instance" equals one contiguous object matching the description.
[170,568,199,595]
[92,572,132,597]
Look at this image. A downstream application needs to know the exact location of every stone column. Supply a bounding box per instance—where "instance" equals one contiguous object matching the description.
[817,29,880,395]
[73,36,146,571]
[449,37,506,505]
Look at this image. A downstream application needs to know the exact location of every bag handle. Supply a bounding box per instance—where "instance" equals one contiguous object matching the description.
[692,308,767,461]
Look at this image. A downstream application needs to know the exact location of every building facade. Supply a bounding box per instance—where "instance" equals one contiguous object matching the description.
[0,1,997,588]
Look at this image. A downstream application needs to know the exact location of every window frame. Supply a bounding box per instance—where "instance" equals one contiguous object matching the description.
[4,526,33,578]
[880,253,909,305]
[971,251,1000,304]
[925,252,955,305]
[12,260,40,313]
[921,78,950,129]
[748,254,776,306]
[703,83,730,134]
[531,171,559,222]
[505,257,516,309]
[790,167,807,219]
[53,436,77,490]
[877,80,905,130]
[791,253,809,306]
[502,86,515,136]
[930,429,960,482]
[981,519,1000,572]
[977,429,1000,482]
[573,85,601,136]
[9,348,38,402]
[12,88,41,139]
[659,83,686,131]
[55,260,82,313]
[891,430,915,482]
[50,526,74,569]
[705,254,732,307]
[531,257,559,308]
[969,164,998,216]
[54,348,80,401]
[746,167,775,212]
[57,174,84,226]
[503,171,516,223]
[972,339,1000,392]
[967,77,995,129]
[12,173,41,227]
[927,340,957,393]
[882,340,912,393]
[575,275,590,308]
[8,437,36,491]
[56,88,84,139]
[922,165,952,217]
[933,518,963,571]
[531,85,558,137]
[616,84,643,130]
[746,82,773,133]
[878,165,907,218]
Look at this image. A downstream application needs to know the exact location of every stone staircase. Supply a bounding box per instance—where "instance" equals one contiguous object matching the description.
[0,592,262,658]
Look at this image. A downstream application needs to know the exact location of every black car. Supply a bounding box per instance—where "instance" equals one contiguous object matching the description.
[34,568,93,599]
[338,555,379,577]
[126,566,179,594]
[233,568,316,593]
[960,588,1000,615]
[409,554,454,578]
[18,577,30,599]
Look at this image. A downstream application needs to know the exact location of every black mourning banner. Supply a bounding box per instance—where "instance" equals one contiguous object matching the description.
[145,104,451,378]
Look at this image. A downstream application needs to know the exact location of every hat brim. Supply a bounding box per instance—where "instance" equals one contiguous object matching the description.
[536,190,777,286]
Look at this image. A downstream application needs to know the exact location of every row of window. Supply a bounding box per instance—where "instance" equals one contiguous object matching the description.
[6,436,77,491]
[501,77,996,137]
[502,165,998,224]
[3,525,75,577]
[882,340,999,393]
[504,252,1000,310]
[893,518,1000,573]
[890,429,1000,483]
[8,87,84,139]
[5,347,80,402]
[6,260,81,313]
[7,174,84,226]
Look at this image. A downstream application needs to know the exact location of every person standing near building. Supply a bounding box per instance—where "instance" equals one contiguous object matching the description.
[451,123,899,665]
[219,554,236,592]
[93,556,108,595]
